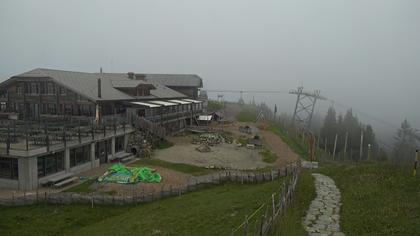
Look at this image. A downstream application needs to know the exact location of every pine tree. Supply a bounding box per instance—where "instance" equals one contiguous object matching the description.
[343,109,360,160]
[320,107,337,153]
[363,124,377,160]
[393,119,418,163]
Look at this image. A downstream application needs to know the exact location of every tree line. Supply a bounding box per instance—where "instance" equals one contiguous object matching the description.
[320,107,419,163]
[319,107,385,161]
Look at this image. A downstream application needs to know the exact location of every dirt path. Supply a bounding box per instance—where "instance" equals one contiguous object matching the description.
[260,130,299,167]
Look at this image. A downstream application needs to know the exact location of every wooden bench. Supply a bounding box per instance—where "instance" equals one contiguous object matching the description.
[121,156,134,163]
[54,177,79,188]
[49,172,74,183]
[113,152,132,163]
[40,172,74,187]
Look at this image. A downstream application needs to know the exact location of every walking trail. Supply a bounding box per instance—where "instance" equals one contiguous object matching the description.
[303,173,345,236]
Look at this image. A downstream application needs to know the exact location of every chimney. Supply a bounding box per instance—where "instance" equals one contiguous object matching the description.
[127,72,134,79]
[135,74,146,81]
[97,78,101,98]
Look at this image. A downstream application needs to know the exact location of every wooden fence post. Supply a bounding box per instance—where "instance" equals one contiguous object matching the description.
[244,215,248,236]
[272,193,275,217]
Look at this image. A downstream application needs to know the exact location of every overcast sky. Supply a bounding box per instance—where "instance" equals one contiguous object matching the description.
[1,0,419,138]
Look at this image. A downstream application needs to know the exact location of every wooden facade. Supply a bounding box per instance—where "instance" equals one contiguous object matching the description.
[0,79,96,119]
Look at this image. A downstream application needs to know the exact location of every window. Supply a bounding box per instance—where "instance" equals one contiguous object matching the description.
[64,104,72,115]
[60,87,66,95]
[0,102,6,112]
[137,109,145,117]
[47,82,55,95]
[30,83,38,94]
[40,82,45,94]
[70,145,90,167]
[47,103,56,114]
[16,85,23,95]
[0,157,18,179]
[37,152,64,177]
[115,136,125,152]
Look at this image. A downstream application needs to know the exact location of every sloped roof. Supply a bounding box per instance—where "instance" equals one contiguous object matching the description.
[101,73,203,88]
[8,68,188,102]
[144,74,203,87]
[150,83,186,99]
[111,80,152,88]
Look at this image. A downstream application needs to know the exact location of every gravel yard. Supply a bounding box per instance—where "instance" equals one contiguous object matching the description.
[154,142,269,170]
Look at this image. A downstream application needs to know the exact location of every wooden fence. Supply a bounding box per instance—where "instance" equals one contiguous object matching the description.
[0,163,299,207]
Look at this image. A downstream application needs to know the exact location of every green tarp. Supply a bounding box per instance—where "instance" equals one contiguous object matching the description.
[98,163,162,184]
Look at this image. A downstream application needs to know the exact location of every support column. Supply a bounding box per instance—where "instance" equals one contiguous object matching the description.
[90,142,99,168]
[111,136,116,159]
[124,134,130,152]
[64,147,70,173]
[18,157,38,191]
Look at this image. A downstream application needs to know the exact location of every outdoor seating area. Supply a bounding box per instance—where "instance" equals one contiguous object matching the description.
[0,115,128,152]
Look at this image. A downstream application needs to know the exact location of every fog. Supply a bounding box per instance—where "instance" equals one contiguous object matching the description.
[1,0,419,143]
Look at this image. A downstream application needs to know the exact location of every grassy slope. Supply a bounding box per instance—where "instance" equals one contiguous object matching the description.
[268,122,420,235]
[64,179,96,193]
[272,170,316,235]
[260,148,278,163]
[267,125,308,160]
[317,162,420,236]
[0,180,283,236]
[235,110,257,123]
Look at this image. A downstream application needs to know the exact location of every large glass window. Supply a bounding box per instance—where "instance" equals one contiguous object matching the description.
[115,136,125,152]
[70,145,90,167]
[37,152,64,177]
[0,157,18,179]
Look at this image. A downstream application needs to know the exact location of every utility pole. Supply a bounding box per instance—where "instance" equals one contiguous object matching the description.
[333,134,338,160]
[413,149,418,177]
[343,132,348,159]
[367,144,371,161]
[317,133,320,149]
[359,129,364,161]
[324,138,327,153]
[290,86,326,130]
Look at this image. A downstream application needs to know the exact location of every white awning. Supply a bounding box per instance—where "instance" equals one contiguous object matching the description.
[169,99,191,105]
[149,100,178,106]
[131,101,162,108]
[183,99,203,104]
[198,115,213,121]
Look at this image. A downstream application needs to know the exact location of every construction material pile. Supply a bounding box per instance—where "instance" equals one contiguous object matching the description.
[98,163,162,184]
[192,133,223,146]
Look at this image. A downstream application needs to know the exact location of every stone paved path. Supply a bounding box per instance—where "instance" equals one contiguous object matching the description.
[303,173,345,236]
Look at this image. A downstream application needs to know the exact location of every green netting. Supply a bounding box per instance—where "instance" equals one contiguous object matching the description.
[98,163,162,184]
